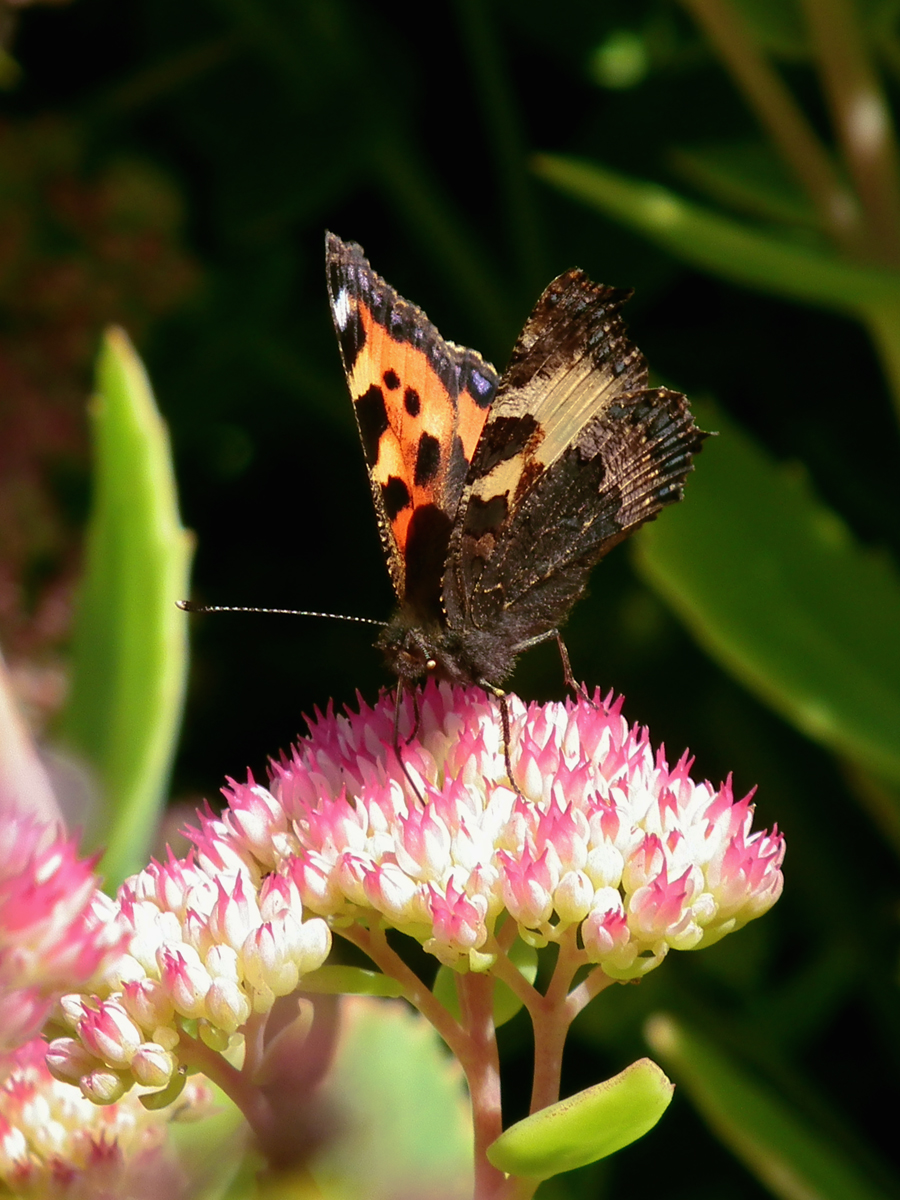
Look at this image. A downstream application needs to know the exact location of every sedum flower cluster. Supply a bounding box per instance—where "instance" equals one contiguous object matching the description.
[254,683,784,974]
[0,1037,213,1198]
[49,848,332,1103]
[50,682,783,1101]
[0,810,125,1052]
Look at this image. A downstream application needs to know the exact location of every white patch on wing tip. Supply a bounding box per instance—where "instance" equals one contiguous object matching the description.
[332,288,352,331]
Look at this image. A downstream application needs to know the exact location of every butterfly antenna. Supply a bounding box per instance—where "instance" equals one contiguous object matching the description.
[176,600,387,627]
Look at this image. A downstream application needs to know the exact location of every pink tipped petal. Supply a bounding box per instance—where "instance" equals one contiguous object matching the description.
[77,1001,144,1067]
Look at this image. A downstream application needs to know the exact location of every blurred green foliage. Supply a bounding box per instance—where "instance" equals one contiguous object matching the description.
[4,0,900,1196]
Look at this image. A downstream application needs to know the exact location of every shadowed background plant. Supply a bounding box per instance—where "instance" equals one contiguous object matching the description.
[2,0,899,1197]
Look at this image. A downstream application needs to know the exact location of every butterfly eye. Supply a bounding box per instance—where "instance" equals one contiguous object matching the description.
[426,659,437,671]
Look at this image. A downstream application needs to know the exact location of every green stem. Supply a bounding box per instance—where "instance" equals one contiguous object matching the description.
[87,35,239,118]
[369,129,515,354]
[800,0,900,267]
[679,0,868,256]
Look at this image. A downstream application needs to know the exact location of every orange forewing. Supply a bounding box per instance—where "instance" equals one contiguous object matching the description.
[346,298,490,555]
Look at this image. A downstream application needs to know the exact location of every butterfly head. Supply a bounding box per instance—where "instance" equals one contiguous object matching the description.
[377,612,456,684]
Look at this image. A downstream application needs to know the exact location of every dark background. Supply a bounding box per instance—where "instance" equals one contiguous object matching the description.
[3,1,898,1196]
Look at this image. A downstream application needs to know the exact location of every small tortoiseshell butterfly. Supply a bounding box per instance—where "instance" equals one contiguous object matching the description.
[325,232,706,699]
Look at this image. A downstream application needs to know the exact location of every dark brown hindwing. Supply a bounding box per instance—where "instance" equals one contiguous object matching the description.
[442,266,707,681]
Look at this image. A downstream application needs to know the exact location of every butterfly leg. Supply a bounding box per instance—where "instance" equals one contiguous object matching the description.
[513,629,593,704]
[391,679,425,803]
[552,632,594,705]
[476,680,524,798]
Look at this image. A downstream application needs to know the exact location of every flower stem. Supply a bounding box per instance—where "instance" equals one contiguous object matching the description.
[800,0,900,267]
[339,925,469,1057]
[528,933,585,1114]
[679,0,868,256]
[177,1028,275,1144]
[456,972,506,1200]
[566,964,616,1018]
[489,945,542,1013]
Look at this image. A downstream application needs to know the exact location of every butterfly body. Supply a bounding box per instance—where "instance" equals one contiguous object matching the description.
[326,233,706,693]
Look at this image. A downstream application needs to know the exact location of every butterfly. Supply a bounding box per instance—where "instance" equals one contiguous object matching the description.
[325,232,706,706]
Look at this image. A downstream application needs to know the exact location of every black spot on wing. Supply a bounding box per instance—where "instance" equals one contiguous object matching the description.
[355,384,388,466]
[326,233,500,423]
[382,476,411,520]
[404,386,421,416]
[414,432,441,486]
[404,503,453,614]
[383,369,401,390]
[469,414,540,475]
[464,492,508,534]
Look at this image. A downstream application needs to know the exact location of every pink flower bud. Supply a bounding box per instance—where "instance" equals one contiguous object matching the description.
[205,977,252,1033]
[45,1036,98,1084]
[80,1066,129,1105]
[131,1043,177,1088]
[158,948,211,1018]
[78,1000,143,1066]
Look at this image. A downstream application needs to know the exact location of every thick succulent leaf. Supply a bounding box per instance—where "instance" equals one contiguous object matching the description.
[632,405,900,788]
[646,1014,896,1200]
[486,1058,673,1181]
[312,996,472,1200]
[61,328,193,888]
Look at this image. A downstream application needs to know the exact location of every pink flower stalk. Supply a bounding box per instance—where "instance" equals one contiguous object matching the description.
[194,682,784,980]
[0,1036,213,1198]
[0,809,125,1051]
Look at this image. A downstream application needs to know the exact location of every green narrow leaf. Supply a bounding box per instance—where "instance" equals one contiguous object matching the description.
[61,327,193,887]
[645,1014,895,1200]
[632,407,900,788]
[486,1058,673,1181]
[533,155,900,314]
[668,140,820,229]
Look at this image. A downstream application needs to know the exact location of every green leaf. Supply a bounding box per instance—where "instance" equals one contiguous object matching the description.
[632,406,900,787]
[668,140,819,228]
[533,155,900,314]
[433,938,539,1028]
[61,327,193,888]
[645,1014,895,1200]
[486,1058,673,1181]
[312,996,473,1200]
